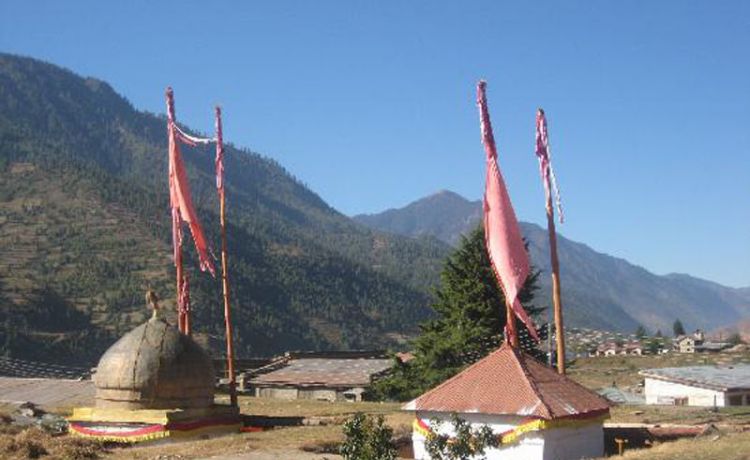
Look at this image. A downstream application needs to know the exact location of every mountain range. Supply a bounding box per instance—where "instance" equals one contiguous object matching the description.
[1,53,746,367]
[354,190,750,334]
[0,53,451,365]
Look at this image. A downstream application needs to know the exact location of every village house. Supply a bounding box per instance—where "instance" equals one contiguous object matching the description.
[673,330,730,354]
[403,344,610,460]
[673,335,697,353]
[595,342,619,357]
[594,341,642,357]
[623,341,643,355]
[246,351,394,402]
[640,365,750,407]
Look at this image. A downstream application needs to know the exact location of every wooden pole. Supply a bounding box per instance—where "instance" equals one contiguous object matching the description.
[216,107,237,407]
[184,276,191,336]
[166,87,186,335]
[545,177,565,373]
[506,300,519,348]
[547,309,553,367]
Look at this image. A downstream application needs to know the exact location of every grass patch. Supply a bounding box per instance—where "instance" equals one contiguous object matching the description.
[0,427,104,460]
[613,430,750,460]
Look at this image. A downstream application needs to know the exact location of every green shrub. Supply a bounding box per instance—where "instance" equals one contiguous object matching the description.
[424,414,499,460]
[340,413,396,460]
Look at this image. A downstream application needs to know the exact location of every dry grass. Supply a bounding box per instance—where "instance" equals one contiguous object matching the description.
[105,426,344,459]
[608,405,750,426]
[611,430,750,460]
[0,427,104,460]
[106,398,413,459]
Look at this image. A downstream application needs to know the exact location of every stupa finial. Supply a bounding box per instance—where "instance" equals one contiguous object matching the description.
[146,290,161,319]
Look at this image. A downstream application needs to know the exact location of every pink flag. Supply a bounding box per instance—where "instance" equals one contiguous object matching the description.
[477,81,539,341]
[166,87,216,276]
[535,109,564,223]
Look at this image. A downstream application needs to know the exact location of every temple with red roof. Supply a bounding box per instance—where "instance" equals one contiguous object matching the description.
[402,344,610,459]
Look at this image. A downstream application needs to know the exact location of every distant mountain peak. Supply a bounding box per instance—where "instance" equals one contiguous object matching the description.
[355,191,750,334]
[424,189,476,204]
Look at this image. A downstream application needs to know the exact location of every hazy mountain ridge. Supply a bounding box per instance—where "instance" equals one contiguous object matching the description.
[354,190,482,246]
[0,53,452,364]
[354,191,750,334]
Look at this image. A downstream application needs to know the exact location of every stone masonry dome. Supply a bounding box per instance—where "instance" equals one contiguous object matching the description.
[94,315,215,409]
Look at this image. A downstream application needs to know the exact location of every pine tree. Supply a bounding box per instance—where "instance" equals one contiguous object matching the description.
[673,319,686,337]
[372,226,543,400]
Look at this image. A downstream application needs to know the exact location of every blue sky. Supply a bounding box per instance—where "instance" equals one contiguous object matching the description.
[1,1,748,288]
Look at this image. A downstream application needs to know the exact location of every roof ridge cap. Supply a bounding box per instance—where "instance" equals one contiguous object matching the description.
[524,354,612,416]
[512,347,554,419]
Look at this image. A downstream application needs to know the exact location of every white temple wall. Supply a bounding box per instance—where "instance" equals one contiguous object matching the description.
[644,378,725,406]
[411,411,603,460]
[541,424,604,460]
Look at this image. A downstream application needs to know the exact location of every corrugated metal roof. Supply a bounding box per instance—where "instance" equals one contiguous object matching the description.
[597,387,645,405]
[639,364,750,391]
[250,358,393,387]
[402,344,610,420]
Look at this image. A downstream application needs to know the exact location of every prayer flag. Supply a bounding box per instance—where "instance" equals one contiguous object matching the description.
[477,81,539,340]
[166,87,216,276]
[535,109,564,223]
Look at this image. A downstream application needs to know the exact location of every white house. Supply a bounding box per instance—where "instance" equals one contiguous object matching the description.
[673,336,695,353]
[640,365,750,407]
[403,344,610,460]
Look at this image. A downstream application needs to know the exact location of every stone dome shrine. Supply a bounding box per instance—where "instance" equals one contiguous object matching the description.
[94,315,215,410]
[68,308,240,443]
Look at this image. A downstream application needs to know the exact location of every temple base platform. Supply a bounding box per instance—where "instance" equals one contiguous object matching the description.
[67,404,241,443]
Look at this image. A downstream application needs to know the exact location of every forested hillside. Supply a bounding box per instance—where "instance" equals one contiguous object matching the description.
[0,53,451,365]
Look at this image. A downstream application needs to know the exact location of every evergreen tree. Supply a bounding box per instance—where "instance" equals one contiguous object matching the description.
[372,226,543,400]
[634,325,647,339]
[673,319,686,337]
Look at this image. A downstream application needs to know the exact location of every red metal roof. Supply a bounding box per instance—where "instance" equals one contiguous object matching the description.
[403,344,610,420]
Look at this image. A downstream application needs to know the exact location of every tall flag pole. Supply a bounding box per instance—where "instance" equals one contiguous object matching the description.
[166,87,216,335]
[535,108,566,373]
[477,81,539,348]
[215,106,237,407]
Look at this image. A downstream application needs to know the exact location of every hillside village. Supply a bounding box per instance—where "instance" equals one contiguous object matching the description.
[564,328,743,358]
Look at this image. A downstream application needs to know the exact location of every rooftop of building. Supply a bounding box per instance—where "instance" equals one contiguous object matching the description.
[402,343,610,420]
[639,364,750,392]
[249,356,393,388]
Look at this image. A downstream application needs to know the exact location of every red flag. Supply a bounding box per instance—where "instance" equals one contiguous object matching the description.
[166,87,216,276]
[535,109,564,223]
[477,81,539,341]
